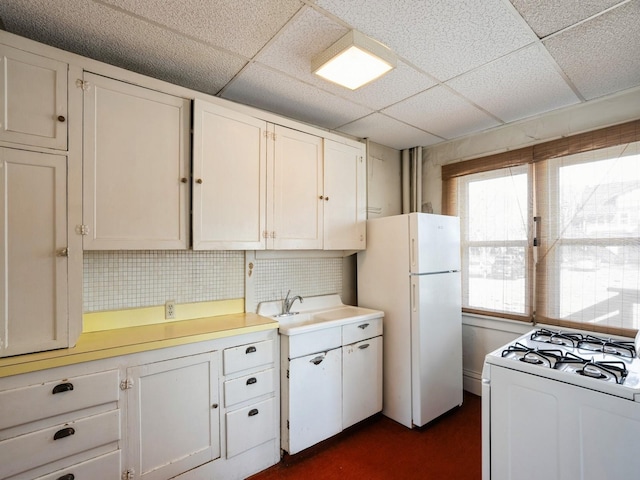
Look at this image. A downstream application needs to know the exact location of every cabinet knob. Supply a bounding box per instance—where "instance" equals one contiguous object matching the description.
[212,403,219,409]
[57,115,66,122]
[245,346,257,354]
[53,427,75,440]
[196,178,203,184]
[248,408,259,417]
[358,343,370,350]
[180,177,188,183]
[325,196,329,201]
[57,474,75,480]
[310,355,324,365]
[52,382,74,394]
[319,195,324,200]
[246,377,257,385]
[358,323,369,329]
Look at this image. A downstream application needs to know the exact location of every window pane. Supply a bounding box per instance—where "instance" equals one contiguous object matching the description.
[460,167,529,317]
[538,141,640,332]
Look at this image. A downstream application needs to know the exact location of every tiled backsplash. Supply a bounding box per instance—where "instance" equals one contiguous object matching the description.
[83,250,343,313]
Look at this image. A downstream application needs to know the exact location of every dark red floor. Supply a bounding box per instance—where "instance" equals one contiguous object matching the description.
[250,392,481,480]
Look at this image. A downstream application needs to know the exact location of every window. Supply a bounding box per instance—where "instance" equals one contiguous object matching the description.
[459,166,531,319]
[443,120,640,336]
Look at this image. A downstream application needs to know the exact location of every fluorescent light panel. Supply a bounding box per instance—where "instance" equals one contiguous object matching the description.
[312,30,396,90]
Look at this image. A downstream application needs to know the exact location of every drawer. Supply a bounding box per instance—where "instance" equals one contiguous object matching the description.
[0,369,119,431]
[0,409,120,479]
[342,317,383,345]
[224,368,274,408]
[286,327,341,359]
[33,450,120,480]
[223,340,274,375]
[226,397,276,459]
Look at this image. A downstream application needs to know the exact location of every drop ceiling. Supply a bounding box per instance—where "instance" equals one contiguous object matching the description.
[1,0,639,150]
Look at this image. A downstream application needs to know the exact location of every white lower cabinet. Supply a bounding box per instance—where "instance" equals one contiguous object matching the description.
[281,316,383,455]
[0,329,280,480]
[342,336,383,429]
[286,347,342,454]
[125,351,220,480]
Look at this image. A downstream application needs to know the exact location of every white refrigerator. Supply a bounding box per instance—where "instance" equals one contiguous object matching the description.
[357,213,463,428]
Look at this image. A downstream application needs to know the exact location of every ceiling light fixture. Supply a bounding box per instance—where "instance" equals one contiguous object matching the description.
[311,30,396,90]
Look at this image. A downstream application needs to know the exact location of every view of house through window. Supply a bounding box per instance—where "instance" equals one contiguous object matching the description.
[456,139,640,334]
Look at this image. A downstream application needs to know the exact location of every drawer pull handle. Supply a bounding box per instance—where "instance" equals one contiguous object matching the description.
[57,474,75,480]
[52,382,74,394]
[358,343,370,350]
[310,355,324,365]
[358,323,370,329]
[245,346,257,354]
[246,377,257,385]
[248,408,259,417]
[53,427,75,440]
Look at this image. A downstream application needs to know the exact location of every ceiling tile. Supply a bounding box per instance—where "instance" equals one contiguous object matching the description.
[543,1,640,100]
[221,63,373,129]
[447,43,580,123]
[315,0,537,81]
[338,114,444,150]
[256,6,438,110]
[510,0,623,38]
[0,0,247,95]
[101,0,304,58]
[383,86,502,139]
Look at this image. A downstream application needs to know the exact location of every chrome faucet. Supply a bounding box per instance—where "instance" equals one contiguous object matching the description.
[283,290,303,315]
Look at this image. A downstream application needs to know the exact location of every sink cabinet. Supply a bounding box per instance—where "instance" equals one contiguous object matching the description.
[280,313,383,454]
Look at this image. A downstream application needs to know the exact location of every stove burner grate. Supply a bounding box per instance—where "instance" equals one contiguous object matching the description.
[577,335,637,358]
[501,343,564,369]
[530,328,583,348]
[555,353,628,384]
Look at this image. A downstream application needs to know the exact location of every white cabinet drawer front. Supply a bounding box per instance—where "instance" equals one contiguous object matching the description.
[32,450,120,480]
[342,317,383,345]
[0,409,120,479]
[223,340,274,375]
[226,397,276,459]
[287,327,341,359]
[224,368,274,407]
[0,370,119,431]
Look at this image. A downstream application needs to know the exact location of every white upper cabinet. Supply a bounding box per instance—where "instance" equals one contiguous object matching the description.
[0,147,68,357]
[0,44,67,150]
[323,139,367,250]
[82,72,190,250]
[268,125,324,250]
[193,100,267,250]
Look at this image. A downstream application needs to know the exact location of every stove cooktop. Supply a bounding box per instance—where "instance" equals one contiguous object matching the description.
[485,328,640,400]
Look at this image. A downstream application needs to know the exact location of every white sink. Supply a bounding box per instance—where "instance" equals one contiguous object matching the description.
[256,294,383,336]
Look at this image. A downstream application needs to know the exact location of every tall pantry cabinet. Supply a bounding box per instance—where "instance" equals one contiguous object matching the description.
[0,43,81,357]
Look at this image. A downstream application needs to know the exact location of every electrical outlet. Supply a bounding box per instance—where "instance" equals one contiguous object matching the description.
[165,300,176,320]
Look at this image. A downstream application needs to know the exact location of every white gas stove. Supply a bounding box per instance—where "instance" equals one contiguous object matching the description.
[482,328,640,480]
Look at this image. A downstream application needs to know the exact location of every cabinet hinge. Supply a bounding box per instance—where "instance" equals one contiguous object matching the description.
[286,369,289,379]
[122,469,135,480]
[287,420,290,430]
[264,131,277,141]
[76,79,91,91]
[120,378,134,390]
[76,224,90,236]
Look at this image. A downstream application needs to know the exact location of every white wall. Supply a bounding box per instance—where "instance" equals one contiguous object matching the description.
[422,86,640,394]
[365,141,402,218]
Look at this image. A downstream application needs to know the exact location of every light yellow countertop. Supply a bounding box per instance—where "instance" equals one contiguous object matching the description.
[0,312,278,378]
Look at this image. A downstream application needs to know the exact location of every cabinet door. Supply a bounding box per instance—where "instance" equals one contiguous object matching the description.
[323,139,366,250]
[286,347,341,454]
[0,45,67,150]
[82,72,190,249]
[342,336,383,429]
[126,352,220,480]
[269,125,323,250]
[193,101,267,249]
[0,147,68,357]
